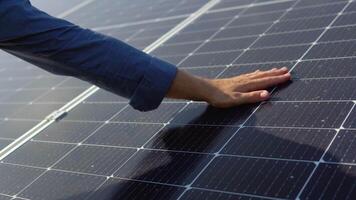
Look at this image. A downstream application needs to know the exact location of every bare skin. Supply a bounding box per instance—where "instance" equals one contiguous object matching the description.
[166,67,291,108]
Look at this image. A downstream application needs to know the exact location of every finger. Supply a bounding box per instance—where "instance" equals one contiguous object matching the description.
[239,73,291,92]
[239,67,283,79]
[235,90,270,105]
[249,67,289,79]
[233,70,260,78]
[238,68,267,76]
[240,69,263,78]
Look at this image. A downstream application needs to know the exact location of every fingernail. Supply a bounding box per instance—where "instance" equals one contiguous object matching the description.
[285,73,292,80]
[260,91,269,98]
[281,67,288,71]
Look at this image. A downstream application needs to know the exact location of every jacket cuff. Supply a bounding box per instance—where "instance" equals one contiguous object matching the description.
[129,56,177,111]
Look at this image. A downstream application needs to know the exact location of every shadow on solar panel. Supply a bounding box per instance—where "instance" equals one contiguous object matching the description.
[33,112,354,200]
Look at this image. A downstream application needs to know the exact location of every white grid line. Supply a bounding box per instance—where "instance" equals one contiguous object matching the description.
[208,0,294,13]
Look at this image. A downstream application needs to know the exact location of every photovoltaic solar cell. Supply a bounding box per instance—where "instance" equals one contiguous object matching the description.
[344,108,356,128]
[193,156,315,199]
[222,127,336,160]
[300,163,356,200]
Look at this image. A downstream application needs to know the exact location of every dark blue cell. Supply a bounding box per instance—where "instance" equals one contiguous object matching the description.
[19,170,105,200]
[325,130,356,163]
[300,163,356,200]
[246,102,353,128]
[222,127,335,161]
[193,156,315,199]
[0,163,44,195]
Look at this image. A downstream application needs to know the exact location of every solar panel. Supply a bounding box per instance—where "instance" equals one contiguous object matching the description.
[0,0,356,199]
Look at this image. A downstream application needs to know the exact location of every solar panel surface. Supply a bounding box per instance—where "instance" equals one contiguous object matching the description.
[0,0,355,200]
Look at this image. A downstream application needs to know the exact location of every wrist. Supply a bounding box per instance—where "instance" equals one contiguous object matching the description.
[195,77,218,103]
[166,69,217,102]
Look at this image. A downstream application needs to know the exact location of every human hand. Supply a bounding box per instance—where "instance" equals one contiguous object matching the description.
[166,67,291,108]
[205,67,291,108]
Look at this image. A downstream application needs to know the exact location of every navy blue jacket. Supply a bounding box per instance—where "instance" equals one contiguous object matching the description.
[0,0,177,111]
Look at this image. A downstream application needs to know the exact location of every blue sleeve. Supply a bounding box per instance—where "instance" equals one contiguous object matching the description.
[0,0,177,111]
